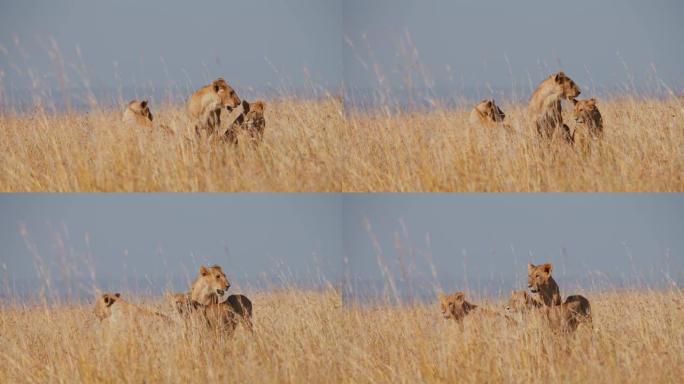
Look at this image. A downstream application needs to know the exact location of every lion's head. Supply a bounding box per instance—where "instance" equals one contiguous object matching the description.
[505,290,541,313]
[553,71,581,100]
[212,78,241,111]
[475,99,505,122]
[527,263,554,294]
[438,292,477,321]
[572,98,599,123]
[129,100,153,121]
[94,292,121,320]
[190,265,231,305]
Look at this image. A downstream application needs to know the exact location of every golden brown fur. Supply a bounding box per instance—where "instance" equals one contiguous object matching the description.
[527,263,562,306]
[572,98,604,138]
[94,292,172,324]
[201,294,254,333]
[469,99,510,129]
[439,292,514,324]
[186,78,241,136]
[226,100,267,144]
[122,99,153,128]
[528,72,581,143]
[190,265,231,306]
[505,290,591,333]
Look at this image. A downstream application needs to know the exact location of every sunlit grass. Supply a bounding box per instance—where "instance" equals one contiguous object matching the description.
[1,288,682,383]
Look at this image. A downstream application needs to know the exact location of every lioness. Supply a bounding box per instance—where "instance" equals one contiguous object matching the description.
[225,100,267,144]
[505,290,591,333]
[469,99,510,129]
[122,99,153,128]
[439,292,515,324]
[186,78,241,136]
[528,71,580,143]
[572,98,603,138]
[527,262,562,306]
[94,292,172,324]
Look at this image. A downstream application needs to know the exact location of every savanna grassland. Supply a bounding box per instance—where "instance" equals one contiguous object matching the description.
[1,288,682,383]
[1,96,682,191]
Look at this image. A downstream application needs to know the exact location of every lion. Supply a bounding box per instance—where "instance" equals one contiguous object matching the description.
[225,100,267,144]
[572,98,603,138]
[188,265,254,333]
[527,262,562,306]
[186,78,241,136]
[122,99,153,128]
[468,99,510,129]
[190,265,231,305]
[505,290,591,333]
[94,292,172,324]
[528,71,581,143]
[439,292,515,324]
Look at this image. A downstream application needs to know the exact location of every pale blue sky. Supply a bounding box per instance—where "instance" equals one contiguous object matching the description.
[1,194,682,298]
[343,0,684,98]
[0,0,342,98]
[1,0,682,105]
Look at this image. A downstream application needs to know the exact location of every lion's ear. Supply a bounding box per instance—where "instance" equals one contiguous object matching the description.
[541,263,553,275]
[528,263,535,272]
[114,293,121,298]
[589,98,597,105]
[213,84,220,93]
[454,292,465,301]
[199,265,209,276]
[140,100,147,108]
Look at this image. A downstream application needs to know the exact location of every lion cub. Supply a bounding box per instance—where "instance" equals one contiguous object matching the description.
[469,99,510,129]
[439,291,514,324]
[572,98,604,138]
[94,292,172,325]
[122,99,153,128]
[226,100,267,144]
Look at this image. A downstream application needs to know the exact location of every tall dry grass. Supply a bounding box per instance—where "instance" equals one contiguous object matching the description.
[0,97,345,191]
[1,288,682,383]
[1,96,682,191]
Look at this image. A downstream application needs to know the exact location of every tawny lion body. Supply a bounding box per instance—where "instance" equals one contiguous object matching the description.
[469,99,510,129]
[226,100,267,144]
[527,263,562,306]
[186,78,241,136]
[506,290,591,333]
[187,265,254,333]
[528,72,580,143]
[122,99,153,128]
[94,292,172,325]
[439,292,515,324]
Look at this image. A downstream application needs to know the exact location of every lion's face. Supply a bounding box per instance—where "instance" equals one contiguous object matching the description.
[554,72,581,100]
[573,98,598,123]
[198,265,230,297]
[212,78,241,111]
[129,100,153,122]
[505,290,535,313]
[94,292,121,320]
[476,99,505,122]
[527,263,553,293]
[439,292,476,321]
